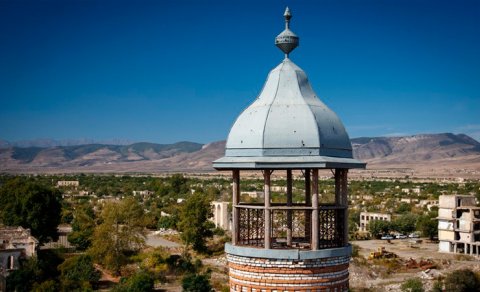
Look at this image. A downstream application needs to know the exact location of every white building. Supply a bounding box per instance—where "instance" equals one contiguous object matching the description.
[211,201,231,231]
[438,195,480,255]
[359,212,391,232]
[241,191,263,198]
[57,180,79,187]
[0,226,38,278]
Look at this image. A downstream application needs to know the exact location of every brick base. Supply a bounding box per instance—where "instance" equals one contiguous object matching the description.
[226,253,350,292]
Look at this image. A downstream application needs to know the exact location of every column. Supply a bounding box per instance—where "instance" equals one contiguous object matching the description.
[312,169,319,250]
[335,169,349,245]
[286,169,293,247]
[304,169,311,243]
[232,170,240,245]
[264,170,272,249]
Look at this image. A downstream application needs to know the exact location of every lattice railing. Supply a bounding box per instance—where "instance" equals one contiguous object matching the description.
[236,205,346,250]
[238,207,264,247]
[318,206,346,249]
[270,209,311,249]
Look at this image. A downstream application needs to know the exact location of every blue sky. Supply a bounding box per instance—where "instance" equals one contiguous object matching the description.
[0,0,479,144]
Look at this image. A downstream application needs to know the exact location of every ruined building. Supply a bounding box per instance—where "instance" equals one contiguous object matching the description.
[438,194,480,255]
[213,8,365,292]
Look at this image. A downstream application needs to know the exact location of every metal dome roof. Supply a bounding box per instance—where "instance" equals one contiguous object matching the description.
[213,8,365,170]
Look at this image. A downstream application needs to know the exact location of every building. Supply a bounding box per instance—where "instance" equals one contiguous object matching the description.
[359,212,391,232]
[56,180,79,187]
[438,195,480,255]
[132,190,153,198]
[0,226,38,285]
[42,226,74,250]
[212,8,365,292]
[241,191,263,198]
[211,201,231,231]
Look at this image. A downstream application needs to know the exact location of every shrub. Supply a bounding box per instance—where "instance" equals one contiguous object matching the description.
[182,272,213,292]
[400,277,424,292]
[444,269,480,292]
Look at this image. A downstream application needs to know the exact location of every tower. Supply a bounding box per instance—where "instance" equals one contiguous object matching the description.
[213,8,365,292]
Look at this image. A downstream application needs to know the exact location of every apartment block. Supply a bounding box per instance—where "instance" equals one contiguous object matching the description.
[359,212,391,232]
[438,195,480,255]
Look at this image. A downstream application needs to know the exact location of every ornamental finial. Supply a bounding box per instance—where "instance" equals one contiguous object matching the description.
[275,7,299,58]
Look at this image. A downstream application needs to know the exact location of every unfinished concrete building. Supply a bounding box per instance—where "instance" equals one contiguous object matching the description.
[213,8,365,291]
[438,195,480,255]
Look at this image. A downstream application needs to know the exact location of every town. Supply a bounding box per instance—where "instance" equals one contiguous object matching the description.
[1,173,479,291]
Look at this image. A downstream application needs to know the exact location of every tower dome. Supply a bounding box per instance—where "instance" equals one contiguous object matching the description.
[214,8,364,169]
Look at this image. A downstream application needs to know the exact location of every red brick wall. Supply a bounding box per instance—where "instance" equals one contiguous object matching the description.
[226,254,350,292]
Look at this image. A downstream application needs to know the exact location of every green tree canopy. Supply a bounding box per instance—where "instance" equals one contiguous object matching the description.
[392,214,418,234]
[68,204,96,250]
[367,219,391,238]
[178,192,214,253]
[0,178,62,243]
[58,254,100,291]
[416,210,438,240]
[113,271,154,292]
[88,197,147,274]
[182,272,213,292]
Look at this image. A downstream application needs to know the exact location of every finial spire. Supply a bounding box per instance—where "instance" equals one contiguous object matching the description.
[284,7,292,29]
[275,7,299,58]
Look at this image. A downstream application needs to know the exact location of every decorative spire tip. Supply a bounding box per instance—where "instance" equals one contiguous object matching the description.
[275,7,299,58]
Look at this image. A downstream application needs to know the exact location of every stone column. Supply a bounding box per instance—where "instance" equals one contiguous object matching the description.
[287,169,293,247]
[264,170,272,249]
[232,170,240,245]
[312,169,319,250]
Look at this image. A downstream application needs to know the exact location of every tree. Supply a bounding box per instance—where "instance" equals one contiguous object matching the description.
[58,254,100,291]
[392,214,417,234]
[178,192,214,252]
[396,202,412,214]
[367,219,391,238]
[6,250,63,292]
[400,277,424,292]
[182,272,213,292]
[416,211,438,240]
[113,271,154,292]
[444,269,480,292]
[0,178,62,243]
[68,204,96,250]
[88,197,146,274]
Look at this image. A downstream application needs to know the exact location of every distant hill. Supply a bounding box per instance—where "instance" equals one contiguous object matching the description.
[0,138,134,148]
[352,133,480,164]
[1,133,479,176]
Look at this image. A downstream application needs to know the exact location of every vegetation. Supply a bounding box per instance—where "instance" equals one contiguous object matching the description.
[0,178,62,243]
[182,272,213,292]
[443,269,480,292]
[58,255,100,291]
[400,277,424,292]
[416,210,438,240]
[178,191,215,253]
[67,204,96,250]
[88,197,147,274]
[113,271,154,292]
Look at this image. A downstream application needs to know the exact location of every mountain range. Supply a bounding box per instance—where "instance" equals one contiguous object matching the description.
[1,133,479,177]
